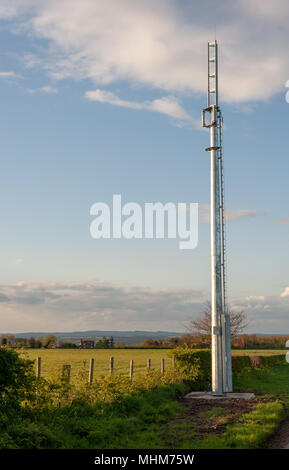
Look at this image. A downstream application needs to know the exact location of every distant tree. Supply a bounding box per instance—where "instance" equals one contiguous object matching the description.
[168,337,181,347]
[15,338,27,348]
[42,334,57,348]
[27,337,36,348]
[109,336,115,348]
[142,338,160,347]
[3,335,15,347]
[179,334,200,347]
[34,337,43,348]
[60,342,77,349]
[231,334,289,350]
[95,336,110,348]
[187,301,248,338]
[0,336,7,346]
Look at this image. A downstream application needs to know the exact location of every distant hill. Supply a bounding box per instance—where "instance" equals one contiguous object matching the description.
[2,330,183,345]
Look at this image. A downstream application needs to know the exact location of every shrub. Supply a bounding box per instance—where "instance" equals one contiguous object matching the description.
[170,347,211,387]
[231,355,252,373]
[249,355,262,368]
[4,421,62,449]
[0,347,36,409]
[232,354,286,373]
[68,368,186,408]
[259,355,285,368]
[170,348,286,383]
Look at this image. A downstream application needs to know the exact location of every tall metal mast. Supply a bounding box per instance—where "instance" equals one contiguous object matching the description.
[202,40,232,395]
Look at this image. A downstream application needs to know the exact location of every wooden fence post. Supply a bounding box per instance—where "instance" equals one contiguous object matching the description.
[109,357,114,375]
[36,357,41,379]
[88,358,94,385]
[147,358,151,370]
[62,364,71,382]
[130,360,134,380]
[161,358,165,374]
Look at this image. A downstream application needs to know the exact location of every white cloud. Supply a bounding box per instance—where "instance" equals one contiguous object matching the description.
[245,296,265,301]
[0,0,288,104]
[85,89,191,121]
[0,279,288,334]
[28,85,58,94]
[39,85,58,94]
[200,204,258,224]
[225,209,258,221]
[149,96,191,121]
[229,289,289,333]
[281,287,289,298]
[0,71,16,78]
[0,279,206,332]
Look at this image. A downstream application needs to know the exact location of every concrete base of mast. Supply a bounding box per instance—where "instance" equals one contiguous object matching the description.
[184,391,255,400]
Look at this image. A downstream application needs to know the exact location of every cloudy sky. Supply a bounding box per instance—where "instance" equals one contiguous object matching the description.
[0,0,288,333]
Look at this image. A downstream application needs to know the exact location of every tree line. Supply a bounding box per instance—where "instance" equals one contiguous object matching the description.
[0,334,115,349]
[140,334,289,349]
[1,332,288,350]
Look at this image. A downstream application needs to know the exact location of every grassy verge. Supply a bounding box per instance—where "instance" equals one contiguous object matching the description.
[156,364,289,449]
[234,364,289,396]
[41,383,189,449]
[0,372,191,449]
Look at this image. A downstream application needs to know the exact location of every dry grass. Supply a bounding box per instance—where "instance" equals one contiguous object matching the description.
[21,348,174,382]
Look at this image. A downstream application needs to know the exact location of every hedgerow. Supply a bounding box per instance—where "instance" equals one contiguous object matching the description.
[0,347,36,410]
[169,347,211,388]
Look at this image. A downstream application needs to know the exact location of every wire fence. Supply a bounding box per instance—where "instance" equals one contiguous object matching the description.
[35,355,176,383]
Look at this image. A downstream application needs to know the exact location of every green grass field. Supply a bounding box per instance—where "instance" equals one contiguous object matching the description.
[21,348,286,382]
[21,348,174,381]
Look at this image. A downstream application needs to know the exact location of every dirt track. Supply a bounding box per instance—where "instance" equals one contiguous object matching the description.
[267,413,289,449]
[160,396,275,447]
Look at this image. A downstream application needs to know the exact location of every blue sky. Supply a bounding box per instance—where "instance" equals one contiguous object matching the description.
[0,0,288,334]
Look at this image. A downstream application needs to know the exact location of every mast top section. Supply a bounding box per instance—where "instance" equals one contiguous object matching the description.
[207,40,218,108]
[202,40,219,128]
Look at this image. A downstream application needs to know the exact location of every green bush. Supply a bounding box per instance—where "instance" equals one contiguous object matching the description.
[170,347,211,387]
[259,355,285,368]
[69,368,186,407]
[232,354,286,373]
[0,347,36,409]
[4,421,62,449]
[231,355,252,373]
[0,371,190,449]
[171,348,286,383]
[248,355,262,368]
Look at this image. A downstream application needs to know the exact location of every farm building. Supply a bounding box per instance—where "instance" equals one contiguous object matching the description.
[78,338,95,349]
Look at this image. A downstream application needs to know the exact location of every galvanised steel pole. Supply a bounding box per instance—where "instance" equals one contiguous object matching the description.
[210,106,223,395]
[202,40,226,395]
